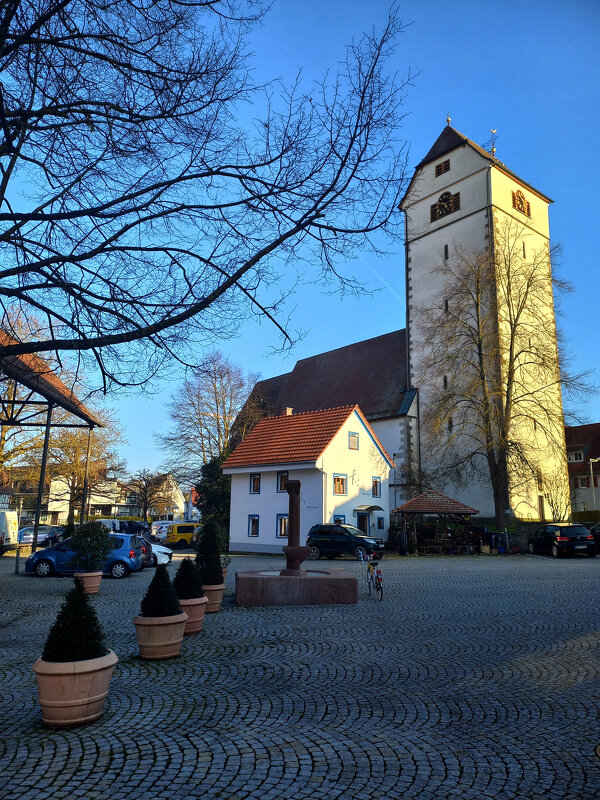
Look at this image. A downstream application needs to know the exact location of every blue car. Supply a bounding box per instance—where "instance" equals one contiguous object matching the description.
[25,534,144,579]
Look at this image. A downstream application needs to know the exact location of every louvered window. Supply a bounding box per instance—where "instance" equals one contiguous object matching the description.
[435,159,450,177]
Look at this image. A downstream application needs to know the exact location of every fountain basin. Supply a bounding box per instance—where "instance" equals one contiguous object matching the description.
[235,568,358,607]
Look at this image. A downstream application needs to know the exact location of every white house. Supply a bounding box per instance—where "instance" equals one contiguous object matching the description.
[222,405,394,553]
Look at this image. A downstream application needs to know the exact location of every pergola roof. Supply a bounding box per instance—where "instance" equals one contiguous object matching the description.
[0,331,100,427]
[392,490,478,517]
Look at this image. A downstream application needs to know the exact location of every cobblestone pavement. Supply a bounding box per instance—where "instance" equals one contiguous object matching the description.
[0,552,599,799]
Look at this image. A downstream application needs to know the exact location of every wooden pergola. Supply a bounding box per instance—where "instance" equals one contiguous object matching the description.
[392,489,479,555]
[0,331,101,551]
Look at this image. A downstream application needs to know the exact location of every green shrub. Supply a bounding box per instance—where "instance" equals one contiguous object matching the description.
[173,558,204,599]
[69,521,114,572]
[195,518,224,585]
[140,563,182,617]
[42,578,108,662]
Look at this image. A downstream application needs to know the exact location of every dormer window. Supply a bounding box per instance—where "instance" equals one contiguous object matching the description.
[431,192,460,223]
[512,190,531,218]
[567,450,584,463]
[435,159,450,177]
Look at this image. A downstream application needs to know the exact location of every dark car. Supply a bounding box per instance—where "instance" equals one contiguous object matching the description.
[588,522,600,550]
[25,533,144,578]
[527,523,595,558]
[306,523,385,560]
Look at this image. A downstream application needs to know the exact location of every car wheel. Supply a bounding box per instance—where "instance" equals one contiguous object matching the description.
[35,559,53,577]
[308,545,321,560]
[551,545,560,559]
[152,554,158,567]
[528,543,535,554]
[178,539,187,549]
[354,546,367,560]
[588,551,596,558]
[110,561,129,579]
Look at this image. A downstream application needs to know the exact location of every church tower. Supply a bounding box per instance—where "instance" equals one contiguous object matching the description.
[400,125,570,523]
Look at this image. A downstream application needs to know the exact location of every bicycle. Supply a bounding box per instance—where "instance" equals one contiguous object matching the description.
[359,551,383,601]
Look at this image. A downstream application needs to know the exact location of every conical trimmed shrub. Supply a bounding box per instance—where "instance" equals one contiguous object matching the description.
[140,563,182,617]
[195,518,224,585]
[42,578,107,662]
[173,558,204,599]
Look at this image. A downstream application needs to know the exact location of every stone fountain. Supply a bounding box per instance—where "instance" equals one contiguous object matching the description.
[235,480,358,607]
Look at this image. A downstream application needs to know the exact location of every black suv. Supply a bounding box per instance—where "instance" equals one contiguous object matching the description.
[306,523,385,560]
[527,523,595,558]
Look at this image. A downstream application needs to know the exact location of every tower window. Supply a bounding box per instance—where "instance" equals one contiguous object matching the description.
[431,192,460,223]
[444,299,449,313]
[447,417,453,434]
[443,375,448,390]
[444,244,449,260]
[522,241,526,258]
[512,190,531,218]
[435,159,450,177]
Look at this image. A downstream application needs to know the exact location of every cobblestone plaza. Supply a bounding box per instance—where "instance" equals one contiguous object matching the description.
[0,553,599,799]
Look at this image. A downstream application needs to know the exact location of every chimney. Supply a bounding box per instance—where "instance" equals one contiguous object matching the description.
[282,407,293,416]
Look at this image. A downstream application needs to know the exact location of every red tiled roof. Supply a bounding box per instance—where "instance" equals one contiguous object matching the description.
[222,405,393,469]
[0,331,100,426]
[565,423,600,476]
[392,489,478,516]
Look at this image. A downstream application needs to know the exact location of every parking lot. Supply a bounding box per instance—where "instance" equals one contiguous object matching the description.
[0,551,599,799]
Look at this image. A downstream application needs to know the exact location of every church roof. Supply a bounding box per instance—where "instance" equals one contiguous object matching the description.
[392,489,478,516]
[222,405,393,470]
[247,329,410,422]
[401,125,552,207]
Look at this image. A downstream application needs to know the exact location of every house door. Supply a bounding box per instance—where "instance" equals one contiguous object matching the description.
[356,513,369,534]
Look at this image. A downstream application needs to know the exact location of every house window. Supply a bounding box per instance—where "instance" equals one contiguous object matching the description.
[431,192,460,223]
[276,471,288,492]
[567,451,583,462]
[580,477,590,489]
[511,190,531,217]
[333,474,347,495]
[377,517,384,530]
[333,514,345,524]
[249,473,261,494]
[435,160,450,177]
[276,514,289,538]
[248,515,259,537]
[348,432,359,450]
[372,477,381,498]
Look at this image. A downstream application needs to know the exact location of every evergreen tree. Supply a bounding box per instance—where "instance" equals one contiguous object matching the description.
[42,578,107,662]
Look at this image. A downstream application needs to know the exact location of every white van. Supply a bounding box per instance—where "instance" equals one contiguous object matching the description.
[0,511,19,554]
[96,518,123,532]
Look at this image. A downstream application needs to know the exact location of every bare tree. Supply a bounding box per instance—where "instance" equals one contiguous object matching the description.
[415,218,582,530]
[158,349,259,482]
[128,469,167,522]
[0,1,410,389]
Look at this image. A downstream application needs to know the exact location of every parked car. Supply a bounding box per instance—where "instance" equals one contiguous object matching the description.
[164,522,197,549]
[527,523,595,558]
[150,520,172,542]
[139,537,173,567]
[18,525,65,546]
[586,522,600,550]
[25,533,144,578]
[306,523,385,560]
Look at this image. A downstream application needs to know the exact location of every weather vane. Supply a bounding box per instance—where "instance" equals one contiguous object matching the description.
[490,129,497,158]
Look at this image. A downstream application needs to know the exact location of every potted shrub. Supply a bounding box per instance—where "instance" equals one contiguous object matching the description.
[173,558,208,634]
[69,520,114,593]
[32,577,118,728]
[133,564,188,659]
[195,518,225,613]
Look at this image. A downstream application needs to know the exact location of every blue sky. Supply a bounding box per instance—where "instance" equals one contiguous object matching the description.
[112,0,600,475]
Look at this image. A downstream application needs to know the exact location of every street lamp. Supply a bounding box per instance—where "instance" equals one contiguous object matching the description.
[590,457,600,510]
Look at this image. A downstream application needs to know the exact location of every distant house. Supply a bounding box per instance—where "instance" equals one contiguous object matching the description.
[222,405,394,553]
[565,423,600,514]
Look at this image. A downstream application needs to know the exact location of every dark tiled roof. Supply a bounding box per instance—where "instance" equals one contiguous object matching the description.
[222,405,393,469]
[392,489,478,516]
[565,423,600,476]
[401,126,551,207]
[0,331,100,426]
[248,330,408,422]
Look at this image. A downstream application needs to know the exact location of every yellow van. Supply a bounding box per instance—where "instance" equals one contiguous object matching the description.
[165,522,198,548]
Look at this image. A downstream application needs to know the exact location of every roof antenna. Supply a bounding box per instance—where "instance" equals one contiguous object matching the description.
[490,129,497,158]
[446,113,451,126]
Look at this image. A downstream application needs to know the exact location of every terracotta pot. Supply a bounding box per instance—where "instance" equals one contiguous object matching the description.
[133,612,188,659]
[74,571,103,594]
[203,583,225,613]
[32,649,118,728]
[222,568,228,581]
[179,596,209,634]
